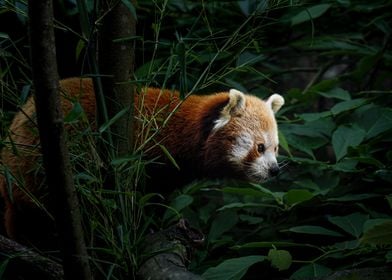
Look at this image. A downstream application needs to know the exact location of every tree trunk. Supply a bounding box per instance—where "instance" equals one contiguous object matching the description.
[98,1,136,157]
[28,1,92,279]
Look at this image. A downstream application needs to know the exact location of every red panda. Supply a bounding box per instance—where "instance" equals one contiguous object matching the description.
[0,77,284,246]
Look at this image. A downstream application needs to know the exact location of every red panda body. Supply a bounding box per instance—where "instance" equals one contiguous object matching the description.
[0,77,284,246]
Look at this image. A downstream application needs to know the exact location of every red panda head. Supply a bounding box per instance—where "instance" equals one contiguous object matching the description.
[204,89,284,183]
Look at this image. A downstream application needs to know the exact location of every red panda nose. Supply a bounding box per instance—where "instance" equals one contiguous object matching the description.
[269,166,280,177]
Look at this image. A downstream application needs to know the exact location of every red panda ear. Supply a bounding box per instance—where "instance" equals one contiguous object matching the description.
[213,89,246,132]
[226,89,246,114]
[266,94,284,113]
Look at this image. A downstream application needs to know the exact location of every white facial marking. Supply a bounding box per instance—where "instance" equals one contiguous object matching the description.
[250,151,278,181]
[230,132,253,164]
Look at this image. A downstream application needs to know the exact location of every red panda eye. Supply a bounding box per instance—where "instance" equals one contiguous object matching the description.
[257,144,265,154]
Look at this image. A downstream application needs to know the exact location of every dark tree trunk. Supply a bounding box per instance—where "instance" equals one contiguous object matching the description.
[28,1,92,279]
[98,1,136,157]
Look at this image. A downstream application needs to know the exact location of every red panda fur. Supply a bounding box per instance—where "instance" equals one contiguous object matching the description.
[0,77,284,246]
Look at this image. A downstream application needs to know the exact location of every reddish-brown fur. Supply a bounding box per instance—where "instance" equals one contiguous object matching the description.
[0,78,280,247]
[0,78,238,244]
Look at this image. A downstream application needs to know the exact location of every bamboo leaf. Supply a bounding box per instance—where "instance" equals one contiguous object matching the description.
[291,4,331,26]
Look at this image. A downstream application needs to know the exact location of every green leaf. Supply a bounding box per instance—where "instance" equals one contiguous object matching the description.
[332,125,366,161]
[0,258,9,280]
[202,255,265,280]
[99,107,129,133]
[330,98,367,115]
[279,130,292,157]
[239,214,264,225]
[209,210,238,242]
[351,54,382,81]
[170,194,193,212]
[386,251,392,263]
[284,226,344,237]
[290,263,332,280]
[307,79,338,95]
[0,32,10,39]
[64,102,83,123]
[121,0,137,20]
[328,213,369,238]
[331,158,359,172]
[318,87,351,100]
[291,4,331,26]
[159,144,180,170]
[363,219,392,232]
[361,220,392,245]
[299,111,331,122]
[386,195,392,209]
[163,194,193,221]
[365,108,392,140]
[75,39,85,61]
[232,241,320,250]
[222,187,268,197]
[218,202,277,211]
[327,193,379,202]
[332,240,360,250]
[284,189,314,206]
[268,248,292,271]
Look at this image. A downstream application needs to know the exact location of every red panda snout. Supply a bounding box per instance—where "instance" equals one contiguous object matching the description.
[225,131,280,182]
[269,164,280,177]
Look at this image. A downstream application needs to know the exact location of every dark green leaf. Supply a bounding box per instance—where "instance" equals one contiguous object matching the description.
[332,125,366,161]
[386,251,392,263]
[327,194,379,202]
[279,130,292,157]
[332,240,360,250]
[331,99,367,115]
[238,214,263,225]
[328,213,369,238]
[222,187,268,197]
[331,158,359,172]
[284,189,314,206]
[361,220,392,245]
[99,107,129,133]
[318,87,351,100]
[291,4,331,26]
[162,194,193,221]
[232,241,320,250]
[299,111,331,122]
[364,108,392,140]
[202,255,265,280]
[363,219,392,232]
[284,225,344,237]
[64,102,83,123]
[121,0,137,20]
[290,263,332,280]
[209,210,238,242]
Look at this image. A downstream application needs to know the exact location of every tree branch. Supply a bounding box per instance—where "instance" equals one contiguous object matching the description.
[0,234,63,279]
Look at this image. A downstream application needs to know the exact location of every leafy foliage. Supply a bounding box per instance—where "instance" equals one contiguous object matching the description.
[1,0,391,279]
